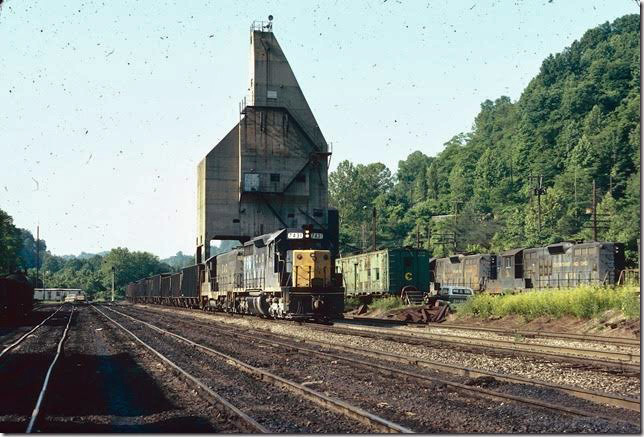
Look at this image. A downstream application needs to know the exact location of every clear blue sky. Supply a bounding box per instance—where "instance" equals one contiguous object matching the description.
[0,0,637,258]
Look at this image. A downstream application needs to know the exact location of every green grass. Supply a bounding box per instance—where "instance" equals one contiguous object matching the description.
[370,296,406,312]
[344,296,362,311]
[458,285,640,320]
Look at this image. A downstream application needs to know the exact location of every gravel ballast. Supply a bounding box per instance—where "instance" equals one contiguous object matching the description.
[121,304,640,433]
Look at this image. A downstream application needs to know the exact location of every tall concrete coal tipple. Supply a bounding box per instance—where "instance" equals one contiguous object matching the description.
[196,21,337,261]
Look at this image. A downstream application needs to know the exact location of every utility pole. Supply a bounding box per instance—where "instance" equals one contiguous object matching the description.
[361,223,366,252]
[531,175,547,237]
[416,223,420,248]
[111,266,115,302]
[36,225,40,289]
[592,179,597,242]
[426,223,431,250]
[372,207,377,251]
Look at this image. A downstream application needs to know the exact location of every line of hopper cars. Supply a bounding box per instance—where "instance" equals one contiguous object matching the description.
[126,226,344,321]
[338,240,625,297]
[0,271,34,323]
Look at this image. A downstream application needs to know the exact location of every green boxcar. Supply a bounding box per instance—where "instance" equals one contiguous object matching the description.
[335,248,430,297]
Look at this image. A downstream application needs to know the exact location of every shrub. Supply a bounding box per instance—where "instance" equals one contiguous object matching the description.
[370,296,406,312]
[344,296,362,311]
[458,285,640,320]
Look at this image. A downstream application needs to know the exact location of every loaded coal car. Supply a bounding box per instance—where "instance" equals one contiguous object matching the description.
[430,253,496,292]
[179,264,201,308]
[201,226,344,320]
[168,272,181,306]
[0,271,34,323]
[336,248,430,304]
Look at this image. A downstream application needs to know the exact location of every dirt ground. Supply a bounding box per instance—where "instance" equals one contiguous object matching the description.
[0,304,235,433]
[348,306,640,339]
[447,310,640,339]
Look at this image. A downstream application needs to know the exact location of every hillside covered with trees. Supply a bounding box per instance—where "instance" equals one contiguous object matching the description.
[330,14,640,265]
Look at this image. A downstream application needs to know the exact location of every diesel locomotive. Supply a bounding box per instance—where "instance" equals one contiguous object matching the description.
[126,226,344,320]
[430,241,625,293]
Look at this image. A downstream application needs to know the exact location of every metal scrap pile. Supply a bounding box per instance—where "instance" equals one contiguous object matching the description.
[393,301,450,323]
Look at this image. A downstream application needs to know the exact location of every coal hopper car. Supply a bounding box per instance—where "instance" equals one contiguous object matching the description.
[0,271,34,323]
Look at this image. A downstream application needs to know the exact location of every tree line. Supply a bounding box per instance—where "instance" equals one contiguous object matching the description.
[0,209,195,299]
[330,15,640,265]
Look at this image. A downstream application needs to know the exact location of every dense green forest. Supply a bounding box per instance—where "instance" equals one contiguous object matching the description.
[330,15,640,265]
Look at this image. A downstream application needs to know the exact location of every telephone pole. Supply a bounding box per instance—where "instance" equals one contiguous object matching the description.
[36,225,40,288]
[372,207,377,251]
[111,266,115,302]
[592,179,597,242]
[531,175,547,237]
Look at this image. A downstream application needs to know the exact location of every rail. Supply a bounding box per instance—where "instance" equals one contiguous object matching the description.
[324,323,640,372]
[127,304,640,411]
[102,305,413,433]
[0,304,67,360]
[119,304,640,423]
[90,305,268,433]
[428,323,641,347]
[26,306,75,433]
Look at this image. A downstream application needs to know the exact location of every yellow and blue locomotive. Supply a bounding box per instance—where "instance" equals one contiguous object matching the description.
[127,226,344,321]
[200,226,344,320]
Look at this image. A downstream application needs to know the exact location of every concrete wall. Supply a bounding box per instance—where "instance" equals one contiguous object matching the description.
[249,30,327,152]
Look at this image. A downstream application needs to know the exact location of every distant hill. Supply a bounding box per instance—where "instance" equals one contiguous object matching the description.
[161,251,195,271]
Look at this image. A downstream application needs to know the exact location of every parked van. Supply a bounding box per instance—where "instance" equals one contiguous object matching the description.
[437,286,474,304]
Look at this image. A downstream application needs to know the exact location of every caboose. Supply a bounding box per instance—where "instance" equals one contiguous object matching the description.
[336,248,430,304]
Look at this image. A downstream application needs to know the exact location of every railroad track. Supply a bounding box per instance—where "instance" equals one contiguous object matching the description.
[341,315,640,347]
[0,304,68,360]
[94,304,412,433]
[91,305,267,433]
[425,322,641,348]
[0,304,75,433]
[124,304,640,416]
[318,322,641,373]
[126,302,640,374]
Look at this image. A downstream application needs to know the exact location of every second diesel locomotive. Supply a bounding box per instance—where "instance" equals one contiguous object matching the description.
[430,241,625,293]
[126,226,344,320]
